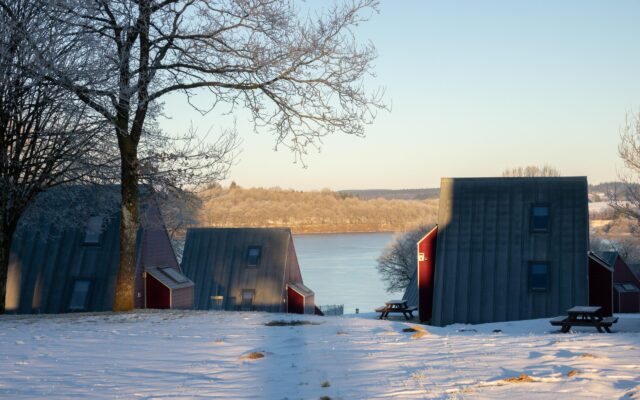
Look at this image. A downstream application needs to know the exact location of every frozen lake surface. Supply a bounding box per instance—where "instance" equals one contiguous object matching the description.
[293,232,404,314]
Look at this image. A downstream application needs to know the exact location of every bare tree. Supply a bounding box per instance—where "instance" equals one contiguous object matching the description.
[34,0,385,310]
[376,226,430,293]
[0,0,109,313]
[502,165,561,177]
[610,112,640,227]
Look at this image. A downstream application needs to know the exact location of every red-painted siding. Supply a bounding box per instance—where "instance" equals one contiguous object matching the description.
[612,256,640,313]
[171,286,194,309]
[417,226,438,323]
[287,287,304,314]
[146,274,170,309]
[588,257,613,316]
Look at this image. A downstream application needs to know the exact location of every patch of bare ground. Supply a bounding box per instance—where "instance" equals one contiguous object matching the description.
[239,352,265,360]
[502,374,535,383]
[402,325,430,339]
[265,320,322,327]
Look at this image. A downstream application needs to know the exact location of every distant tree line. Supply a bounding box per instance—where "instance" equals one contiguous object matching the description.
[197,186,438,234]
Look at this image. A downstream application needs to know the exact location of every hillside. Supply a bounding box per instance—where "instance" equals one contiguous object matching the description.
[197,186,438,233]
[1,311,638,399]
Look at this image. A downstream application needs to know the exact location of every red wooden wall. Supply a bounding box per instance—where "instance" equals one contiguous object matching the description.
[146,274,170,309]
[613,257,640,313]
[287,287,305,314]
[588,257,613,316]
[417,226,438,323]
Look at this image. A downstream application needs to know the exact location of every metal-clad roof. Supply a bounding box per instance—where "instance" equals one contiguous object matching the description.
[181,228,299,312]
[146,266,194,290]
[596,251,619,267]
[7,187,181,314]
[287,282,314,297]
[588,251,615,272]
[402,271,418,307]
[431,177,589,326]
[8,208,122,313]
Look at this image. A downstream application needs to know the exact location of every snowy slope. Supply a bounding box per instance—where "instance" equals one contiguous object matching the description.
[0,311,638,399]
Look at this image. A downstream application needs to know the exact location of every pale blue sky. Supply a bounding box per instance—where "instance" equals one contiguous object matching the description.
[159,0,640,190]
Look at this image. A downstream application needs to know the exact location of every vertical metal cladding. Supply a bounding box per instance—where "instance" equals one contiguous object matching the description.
[7,188,188,314]
[181,228,314,313]
[431,177,589,326]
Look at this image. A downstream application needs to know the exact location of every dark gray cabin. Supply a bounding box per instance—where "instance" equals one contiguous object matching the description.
[5,189,193,313]
[181,228,315,314]
[403,271,418,308]
[430,177,589,326]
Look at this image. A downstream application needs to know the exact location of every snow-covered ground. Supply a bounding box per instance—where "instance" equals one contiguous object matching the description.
[0,311,638,399]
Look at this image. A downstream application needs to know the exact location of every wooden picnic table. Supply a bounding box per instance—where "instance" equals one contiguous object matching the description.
[376,300,416,320]
[549,306,618,333]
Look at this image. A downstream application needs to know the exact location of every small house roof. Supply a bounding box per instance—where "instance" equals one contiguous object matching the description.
[146,266,194,290]
[588,251,615,272]
[287,282,314,297]
[596,251,619,267]
[181,227,301,311]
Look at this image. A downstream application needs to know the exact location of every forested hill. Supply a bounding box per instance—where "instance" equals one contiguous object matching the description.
[197,186,438,233]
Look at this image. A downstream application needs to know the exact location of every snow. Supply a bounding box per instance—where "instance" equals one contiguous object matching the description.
[0,311,639,399]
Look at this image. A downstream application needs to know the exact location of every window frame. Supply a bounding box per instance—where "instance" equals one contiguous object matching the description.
[246,246,262,267]
[68,278,93,311]
[82,215,105,246]
[529,261,550,292]
[530,203,551,233]
[240,289,255,309]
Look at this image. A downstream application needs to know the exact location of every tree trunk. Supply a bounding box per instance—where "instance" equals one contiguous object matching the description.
[0,224,15,315]
[112,135,139,311]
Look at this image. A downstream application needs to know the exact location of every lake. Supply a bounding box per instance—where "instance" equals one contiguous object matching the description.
[293,232,403,314]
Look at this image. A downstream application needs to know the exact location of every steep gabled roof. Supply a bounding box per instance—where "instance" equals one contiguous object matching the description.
[7,185,180,314]
[181,227,296,311]
[431,176,589,326]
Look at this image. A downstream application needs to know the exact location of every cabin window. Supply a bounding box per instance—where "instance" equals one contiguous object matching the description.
[83,216,104,245]
[529,262,549,291]
[246,246,262,267]
[530,204,550,232]
[68,279,92,311]
[241,290,255,308]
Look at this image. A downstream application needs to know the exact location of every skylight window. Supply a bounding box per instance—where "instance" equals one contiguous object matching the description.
[83,216,104,244]
[159,267,188,284]
[246,246,262,267]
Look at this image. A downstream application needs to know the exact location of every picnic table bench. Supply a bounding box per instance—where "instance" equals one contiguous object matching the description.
[550,306,618,333]
[376,300,416,320]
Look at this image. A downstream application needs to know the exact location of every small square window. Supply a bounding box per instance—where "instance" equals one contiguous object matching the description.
[531,204,550,232]
[530,262,549,291]
[241,290,255,308]
[68,279,92,311]
[83,216,104,244]
[246,246,261,267]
